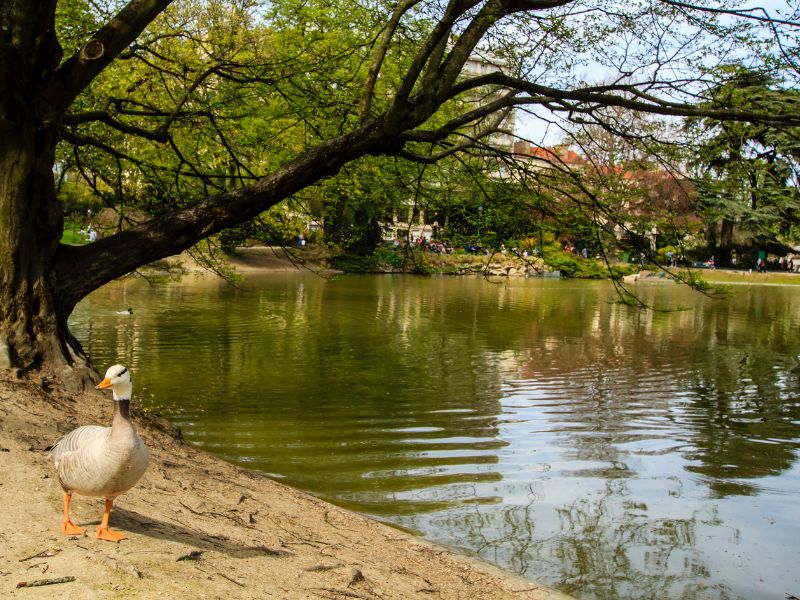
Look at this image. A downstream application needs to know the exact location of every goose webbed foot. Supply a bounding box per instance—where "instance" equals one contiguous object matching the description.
[61,519,86,535]
[95,497,126,542]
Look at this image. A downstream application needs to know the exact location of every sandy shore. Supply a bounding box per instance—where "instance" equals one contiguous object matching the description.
[225,246,328,273]
[0,372,573,600]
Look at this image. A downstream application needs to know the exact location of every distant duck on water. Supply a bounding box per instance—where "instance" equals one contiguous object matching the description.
[115,308,133,315]
[50,364,149,542]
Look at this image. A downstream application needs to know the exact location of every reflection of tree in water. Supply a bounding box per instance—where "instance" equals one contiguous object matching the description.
[435,479,734,600]
[476,285,800,597]
[679,298,800,496]
[510,283,800,498]
[548,480,732,600]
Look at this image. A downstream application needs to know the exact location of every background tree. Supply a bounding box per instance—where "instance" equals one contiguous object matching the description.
[2,0,800,385]
[687,67,800,265]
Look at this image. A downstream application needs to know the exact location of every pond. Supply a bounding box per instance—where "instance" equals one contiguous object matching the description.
[69,273,800,600]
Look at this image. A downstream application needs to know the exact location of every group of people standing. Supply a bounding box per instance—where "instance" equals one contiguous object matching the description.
[777,256,797,272]
[79,225,98,242]
[755,256,797,273]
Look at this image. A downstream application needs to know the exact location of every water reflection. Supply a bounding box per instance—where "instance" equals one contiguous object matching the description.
[70,275,800,600]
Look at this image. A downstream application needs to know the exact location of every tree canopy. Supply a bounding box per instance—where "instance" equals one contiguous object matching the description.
[1,0,799,382]
[687,67,800,262]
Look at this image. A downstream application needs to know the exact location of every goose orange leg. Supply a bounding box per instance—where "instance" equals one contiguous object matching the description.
[95,497,126,542]
[61,492,86,535]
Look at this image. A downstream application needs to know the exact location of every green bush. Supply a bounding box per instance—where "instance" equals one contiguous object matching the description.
[371,247,404,269]
[328,254,376,272]
[543,248,609,278]
[329,248,434,274]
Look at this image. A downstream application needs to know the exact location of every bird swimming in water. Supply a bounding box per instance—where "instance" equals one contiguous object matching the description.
[115,308,133,315]
[50,364,149,542]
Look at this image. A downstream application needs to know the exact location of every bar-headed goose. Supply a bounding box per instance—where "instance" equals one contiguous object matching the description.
[50,364,149,542]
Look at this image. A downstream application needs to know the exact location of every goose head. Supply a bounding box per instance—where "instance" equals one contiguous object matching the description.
[96,364,132,401]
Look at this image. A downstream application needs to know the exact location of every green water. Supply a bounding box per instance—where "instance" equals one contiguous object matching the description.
[69,274,800,600]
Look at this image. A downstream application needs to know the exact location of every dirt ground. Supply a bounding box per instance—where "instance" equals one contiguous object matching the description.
[0,373,574,600]
[225,246,327,273]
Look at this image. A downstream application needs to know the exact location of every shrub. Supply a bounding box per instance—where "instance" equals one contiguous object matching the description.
[542,248,609,278]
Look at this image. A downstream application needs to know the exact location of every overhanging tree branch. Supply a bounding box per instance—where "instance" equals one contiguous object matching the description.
[51,116,396,307]
[656,0,799,27]
[63,110,168,141]
[454,72,800,127]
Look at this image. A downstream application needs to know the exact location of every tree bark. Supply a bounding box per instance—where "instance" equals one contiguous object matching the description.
[0,1,97,385]
[719,218,734,265]
[0,113,94,384]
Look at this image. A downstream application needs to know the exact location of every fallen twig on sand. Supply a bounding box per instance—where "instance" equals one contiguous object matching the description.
[217,571,245,587]
[310,588,374,600]
[16,576,75,588]
[18,548,60,562]
[304,563,344,572]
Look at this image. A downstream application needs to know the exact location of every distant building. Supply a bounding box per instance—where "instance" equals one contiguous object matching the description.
[511,140,695,250]
[460,52,517,153]
[512,140,586,168]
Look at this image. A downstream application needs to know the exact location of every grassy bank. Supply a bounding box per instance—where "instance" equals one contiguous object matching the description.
[685,268,800,286]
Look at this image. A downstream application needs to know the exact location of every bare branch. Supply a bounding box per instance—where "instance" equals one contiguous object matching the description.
[62,111,168,141]
[656,0,800,27]
[455,72,800,127]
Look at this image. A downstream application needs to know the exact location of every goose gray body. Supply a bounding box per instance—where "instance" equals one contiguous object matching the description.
[51,364,149,541]
[51,417,149,498]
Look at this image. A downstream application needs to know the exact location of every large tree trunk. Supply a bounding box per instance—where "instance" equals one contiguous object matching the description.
[0,119,94,385]
[718,218,734,266]
[0,105,393,387]
[0,2,95,386]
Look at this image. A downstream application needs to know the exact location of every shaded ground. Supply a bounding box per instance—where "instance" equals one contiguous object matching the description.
[0,374,573,600]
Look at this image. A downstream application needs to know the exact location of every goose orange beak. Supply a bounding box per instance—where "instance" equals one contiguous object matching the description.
[96,377,113,389]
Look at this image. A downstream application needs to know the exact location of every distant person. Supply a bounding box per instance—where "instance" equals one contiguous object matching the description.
[88,227,97,242]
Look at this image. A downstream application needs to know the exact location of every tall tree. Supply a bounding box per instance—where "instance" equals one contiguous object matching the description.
[688,67,800,262]
[1,0,799,385]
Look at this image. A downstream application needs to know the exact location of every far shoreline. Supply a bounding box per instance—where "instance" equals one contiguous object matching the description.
[190,245,800,286]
